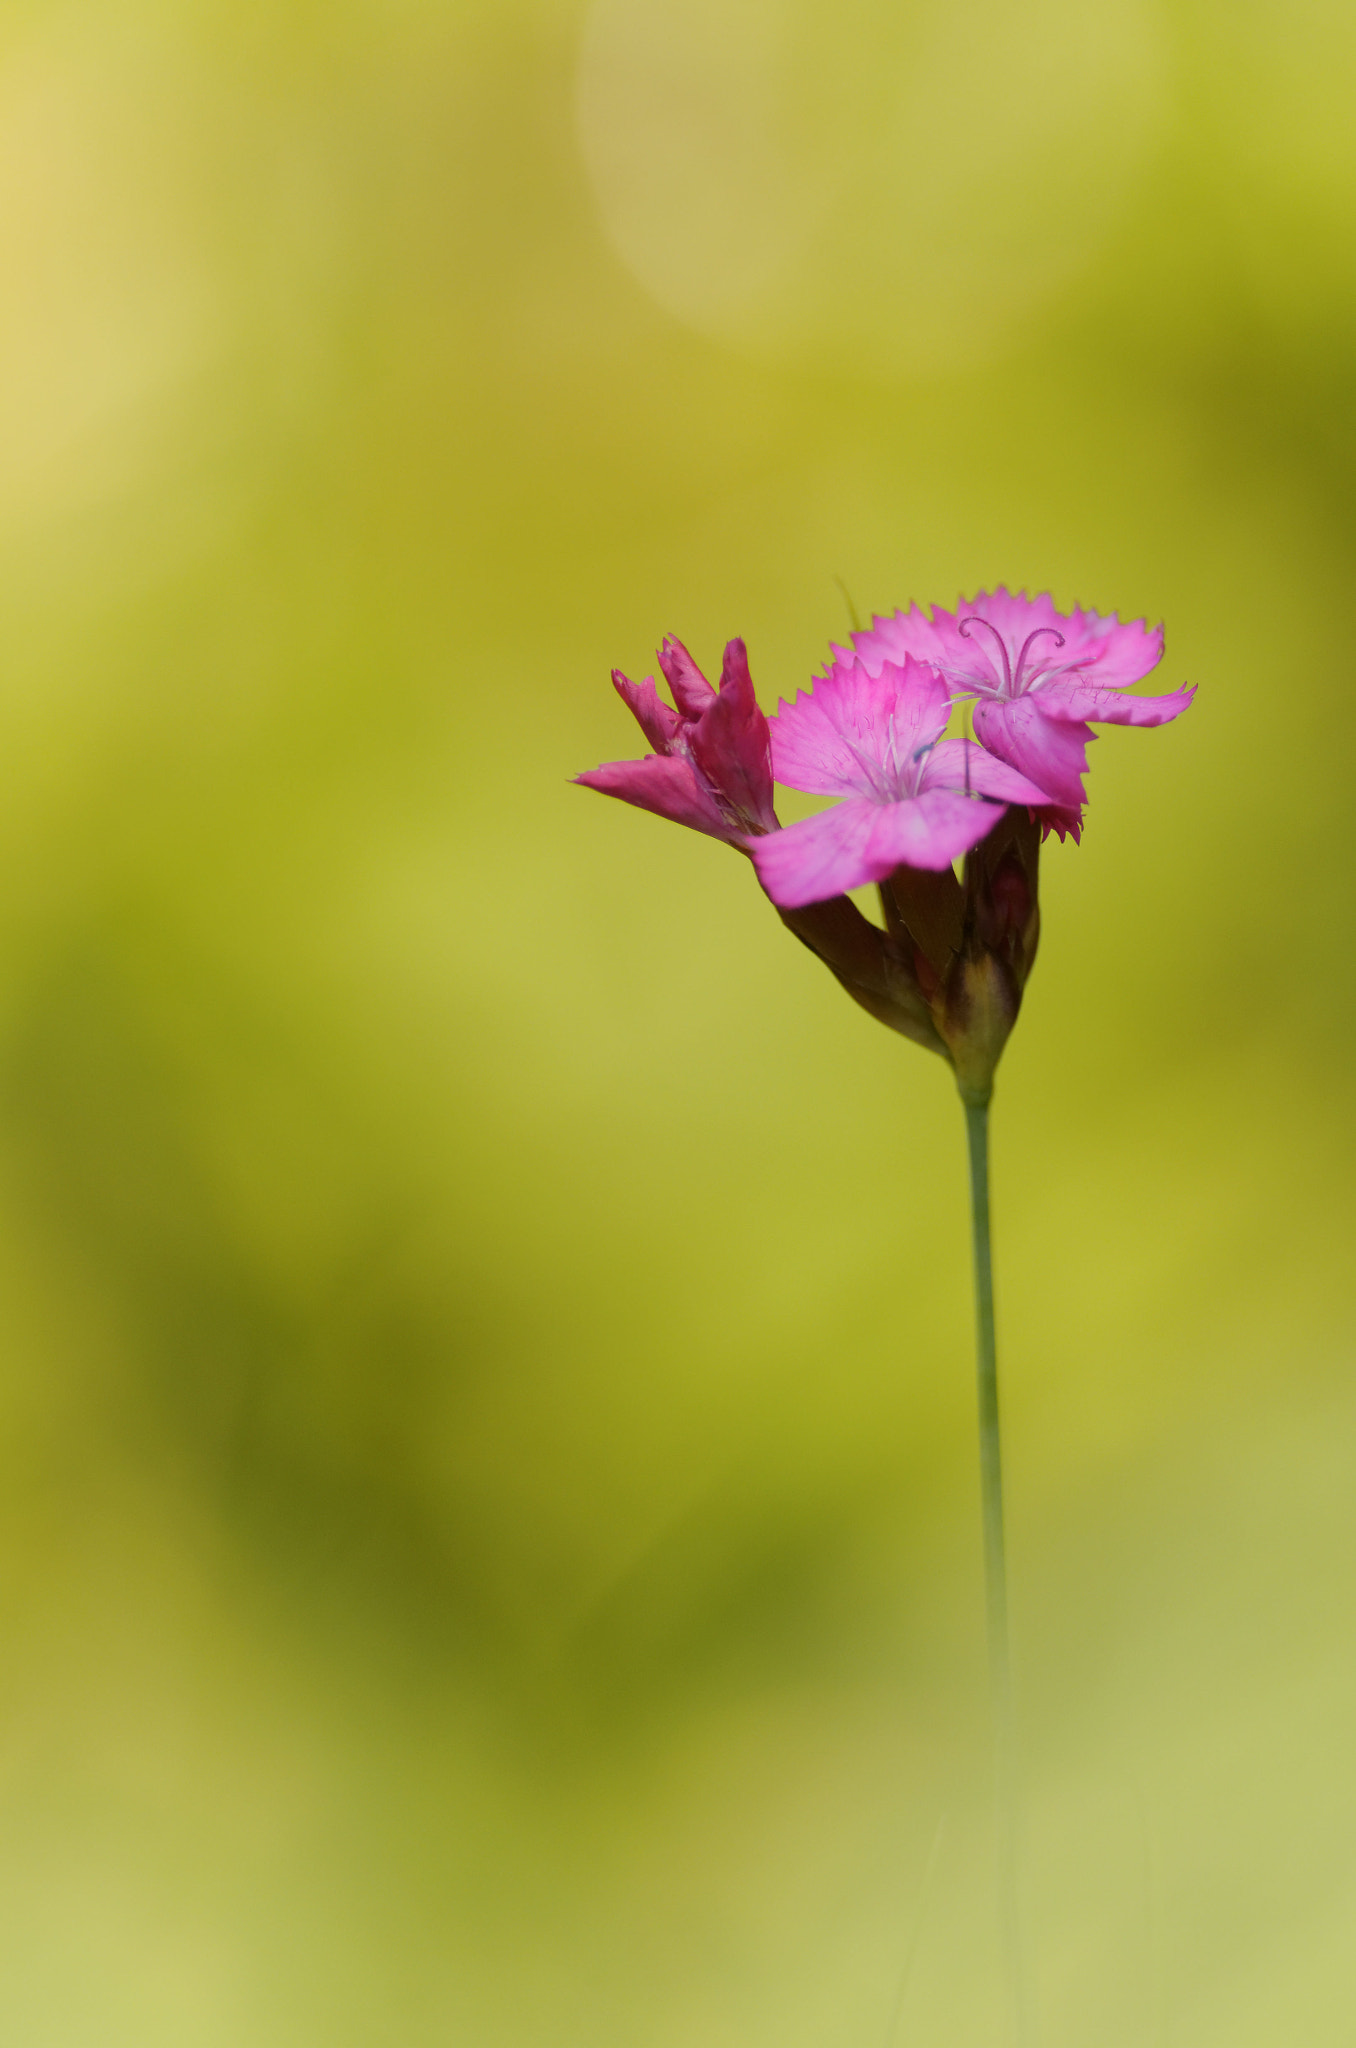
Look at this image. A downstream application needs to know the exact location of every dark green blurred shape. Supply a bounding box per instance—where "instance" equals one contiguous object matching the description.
[0,0,1353,2041]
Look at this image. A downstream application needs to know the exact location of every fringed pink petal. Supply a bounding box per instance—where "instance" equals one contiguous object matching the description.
[750,788,1007,908]
[1033,678,1196,726]
[891,789,1014,868]
[748,800,883,906]
[920,738,1055,806]
[849,588,1168,699]
[847,606,957,678]
[938,589,1165,691]
[1038,805,1084,843]
[972,698,1093,810]
[1036,604,1165,691]
[769,656,950,798]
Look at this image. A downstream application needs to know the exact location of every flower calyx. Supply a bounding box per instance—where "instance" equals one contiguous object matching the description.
[880,806,1041,1104]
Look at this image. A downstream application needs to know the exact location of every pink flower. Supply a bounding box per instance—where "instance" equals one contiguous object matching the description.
[750,655,1053,910]
[845,588,1195,836]
[575,635,778,841]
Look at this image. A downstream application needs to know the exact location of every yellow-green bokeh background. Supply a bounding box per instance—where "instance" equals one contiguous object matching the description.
[0,1,1353,2040]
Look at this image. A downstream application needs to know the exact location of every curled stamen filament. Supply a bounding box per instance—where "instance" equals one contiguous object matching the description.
[1011,626,1066,694]
[958,616,1012,694]
[959,618,1071,699]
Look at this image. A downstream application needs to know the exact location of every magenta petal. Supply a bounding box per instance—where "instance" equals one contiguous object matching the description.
[769,678,877,797]
[769,656,951,799]
[973,698,1092,809]
[688,637,777,833]
[750,790,1005,907]
[891,789,1013,868]
[719,636,757,703]
[575,752,728,839]
[962,590,1162,683]
[748,801,880,906]
[1039,805,1084,843]
[921,738,1054,806]
[657,636,717,721]
[848,606,956,677]
[1033,678,1197,726]
[612,669,682,753]
[851,589,1168,698]
[1047,606,1165,690]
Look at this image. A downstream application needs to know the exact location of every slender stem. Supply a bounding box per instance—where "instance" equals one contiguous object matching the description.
[963,1093,1029,2046]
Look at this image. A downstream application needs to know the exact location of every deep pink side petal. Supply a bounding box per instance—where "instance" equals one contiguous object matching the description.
[719,636,756,702]
[1032,678,1196,726]
[575,753,729,839]
[611,669,681,753]
[920,738,1055,806]
[657,636,717,721]
[748,800,883,906]
[687,637,777,833]
[972,698,1092,809]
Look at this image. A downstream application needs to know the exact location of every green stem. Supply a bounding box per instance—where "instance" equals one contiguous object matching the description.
[963,1093,1030,2046]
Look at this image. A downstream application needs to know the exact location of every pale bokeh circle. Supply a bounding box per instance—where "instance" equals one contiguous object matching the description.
[576,0,1167,373]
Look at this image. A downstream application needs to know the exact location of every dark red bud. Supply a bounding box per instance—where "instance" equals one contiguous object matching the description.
[986,854,1031,945]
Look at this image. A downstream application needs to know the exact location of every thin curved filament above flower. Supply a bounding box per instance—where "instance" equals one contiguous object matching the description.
[953,617,1087,701]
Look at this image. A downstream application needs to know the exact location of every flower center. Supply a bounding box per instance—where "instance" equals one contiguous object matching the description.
[957,617,1067,699]
[837,714,933,803]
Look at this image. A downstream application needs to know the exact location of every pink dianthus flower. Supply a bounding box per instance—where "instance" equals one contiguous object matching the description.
[750,654,1052,909]
[844,587,1195,839]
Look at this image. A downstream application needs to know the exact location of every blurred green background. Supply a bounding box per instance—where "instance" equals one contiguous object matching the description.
[0,0,1352,2041]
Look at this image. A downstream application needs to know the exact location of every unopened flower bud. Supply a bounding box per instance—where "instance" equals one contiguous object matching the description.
[881,808,1041,1105]
[776,896,944,1057]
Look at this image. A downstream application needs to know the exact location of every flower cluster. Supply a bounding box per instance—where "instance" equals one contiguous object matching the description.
[577,590,1193,1100]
